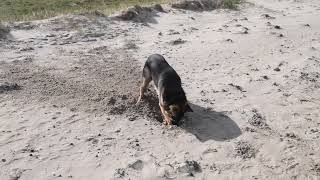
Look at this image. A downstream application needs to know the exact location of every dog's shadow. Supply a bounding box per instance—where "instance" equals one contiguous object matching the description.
[180,103,241,142]
[140,91,241,142]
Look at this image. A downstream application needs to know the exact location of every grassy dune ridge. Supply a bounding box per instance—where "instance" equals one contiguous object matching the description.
[0,0,241,21]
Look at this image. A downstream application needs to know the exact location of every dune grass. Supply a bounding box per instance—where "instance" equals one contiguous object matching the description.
[221,0,242,9]
[0,0,172,21]
[0,0,242,21]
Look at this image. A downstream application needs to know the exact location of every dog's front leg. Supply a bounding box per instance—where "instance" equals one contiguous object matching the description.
[159,104,172,125]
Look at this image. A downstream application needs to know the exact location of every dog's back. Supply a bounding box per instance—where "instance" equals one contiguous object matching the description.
[145,54,182,91]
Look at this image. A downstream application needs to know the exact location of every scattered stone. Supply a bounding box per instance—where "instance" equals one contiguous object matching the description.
[235,141,256,159]
[300,72,319,82]
[70,108,77,112]
[177,160,202,175]
[226,38,233,42]
[0,83,21,93]
[261,75,269,80]
[304,24,311,27]
[19,47,34,52]
[285,132,297,139]
[273,82,279,86]
[242,27,249,34]
[274,25,282,29]
[274,67,281,71]
[128,115,138,121]
[168,30,180,35]
[86,137,99,144]
[244,127,256,132]
[209,163,218,171]
[202,148,218,154]
[190,27,199,31]
[170,38,187,45]
[1,158,6,162]
[311,163,320,175]
[128,160,144,170]
[261,14,275,19]
[114,168,127,178]
[228,83,246,92]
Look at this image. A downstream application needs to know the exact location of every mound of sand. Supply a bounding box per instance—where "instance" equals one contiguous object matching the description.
[0,45,162,122]
[115,4,165,23]
[0,23,10,39]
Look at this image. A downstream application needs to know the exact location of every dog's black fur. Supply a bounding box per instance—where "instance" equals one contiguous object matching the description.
[136,54,193,125]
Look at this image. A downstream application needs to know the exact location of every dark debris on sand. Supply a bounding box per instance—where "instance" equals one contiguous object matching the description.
[249,109,270,130]
[0,83,21,93]
[115,4,165,23]
[0,23,10,39]
[235,141,256,159]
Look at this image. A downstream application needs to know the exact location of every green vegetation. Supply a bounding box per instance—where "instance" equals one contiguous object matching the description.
[221,0,242,9]
[0,0,171,21]
[0,0,243,21]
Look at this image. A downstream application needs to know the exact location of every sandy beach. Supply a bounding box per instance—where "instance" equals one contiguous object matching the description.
[1,0,320,179]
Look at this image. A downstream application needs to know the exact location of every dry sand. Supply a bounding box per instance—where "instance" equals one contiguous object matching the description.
[1,0,320,179]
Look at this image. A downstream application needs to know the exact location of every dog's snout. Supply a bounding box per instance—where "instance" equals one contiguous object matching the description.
[172,113,184,122]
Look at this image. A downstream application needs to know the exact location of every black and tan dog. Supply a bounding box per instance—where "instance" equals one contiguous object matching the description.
[136,54,193,125]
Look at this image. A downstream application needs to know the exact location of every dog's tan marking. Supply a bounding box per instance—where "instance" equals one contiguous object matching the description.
[159,89,173,125]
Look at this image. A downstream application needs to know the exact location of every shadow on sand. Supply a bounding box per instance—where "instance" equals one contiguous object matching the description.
[139,91,241,142]
[180,103,241,142]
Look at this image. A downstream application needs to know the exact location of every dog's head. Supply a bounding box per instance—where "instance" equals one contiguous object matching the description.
[165,102,193,124]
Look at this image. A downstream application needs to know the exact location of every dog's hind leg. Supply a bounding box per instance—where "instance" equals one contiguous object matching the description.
[136,65,151,105]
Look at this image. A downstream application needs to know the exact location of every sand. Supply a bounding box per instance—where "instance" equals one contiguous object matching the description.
[0,0,320,179]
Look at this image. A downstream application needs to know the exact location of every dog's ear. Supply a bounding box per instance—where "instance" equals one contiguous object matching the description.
[185,104,193,112]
